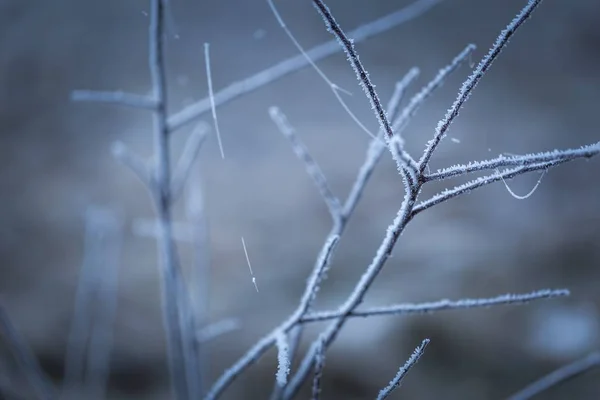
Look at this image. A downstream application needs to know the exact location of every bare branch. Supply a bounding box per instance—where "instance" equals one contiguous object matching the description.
[377,339,430,400]
[111,141,151,186]
[301,289,570,323]
[196,319,240,343]
[391,44,476,136]
[205,64,457,398]
[269,106,342,221]
[149,1,199,398]
[418,0,544,173]
[342,68,420,219]
[71,90,158,110]
[63,207,123,400]
[166,0,445,132]
[312,0,394,140]
[311,337,326,400]
[425,142,600,182]
[275,332,291,387]
[0,303,56,400]
[413,143,600,215]
[171,122,210,201]
[508,352,600,400]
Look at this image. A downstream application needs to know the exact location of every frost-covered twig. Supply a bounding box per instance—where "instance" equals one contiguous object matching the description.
[204,43,225,159]
[377,339,430,400]
[418,0,544,174]
[269,106,342,221]
[300,289,569,323]
[166,0,445,132]
[282,1,558,397]
[424,143,600,182]
[311,0,394,143]
[311,337,326,400]
[204,76,416,399]
[507,352,600,400]
[412,150,600,215]
[0,303,55,400]
[206,49,480,400]
[275,332,291,387]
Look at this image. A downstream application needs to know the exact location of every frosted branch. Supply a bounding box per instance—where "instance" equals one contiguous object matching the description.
[377,339,430,400]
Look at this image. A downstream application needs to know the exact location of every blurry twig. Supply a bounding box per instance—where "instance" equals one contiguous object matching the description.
[507,352,600,400]
[0,303,55,400]
[62,207,123,400]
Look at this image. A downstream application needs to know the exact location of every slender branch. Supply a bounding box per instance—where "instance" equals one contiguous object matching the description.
[507,352,600,400]
[71,90,158,110]
[204,43,225,158]
[166,0,445,132]
[110,141,152,186]
[269,106,342,221]
[149,1,199,398]
[425,142,600,182]
[196,319,240,343]
[412,145,600,215]
[391,44,475,136]
[171,122,210,201]
[342,68,420,219]
[377,339,430,400]
[275,332,291,387]
[205,65,457,399]
[418,0,544,173]
[301,289,570,323]
[310,337,326,400]
[0,303,56,400]
[311,0,395,140]
[283,169,418,398]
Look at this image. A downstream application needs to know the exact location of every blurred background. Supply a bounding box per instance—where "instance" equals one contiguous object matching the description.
[1,0,599,398]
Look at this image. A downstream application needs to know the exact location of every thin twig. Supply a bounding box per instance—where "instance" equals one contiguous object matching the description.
[62,207,123,400]
[311,0,394,140]
[171,122,210,201]
[149,1,200,398]
[507,352,600,400]
[111,141,151,187]
[205,66,457,399]
[204,43,225,158]
[424,143,600,182]
[310,337,326,400]
[377,339,430,400]
[166,0,445,132]
[0,303,56,400]
[71,90,158,110]
[268,106,342,221]
[283,1,550,396]
[275,332,291,387]
[418,0,544,174]
[300,289,570,323]
[412,148,600,216]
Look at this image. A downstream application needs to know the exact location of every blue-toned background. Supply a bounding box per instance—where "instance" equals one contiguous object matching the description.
[1,0,599,398]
